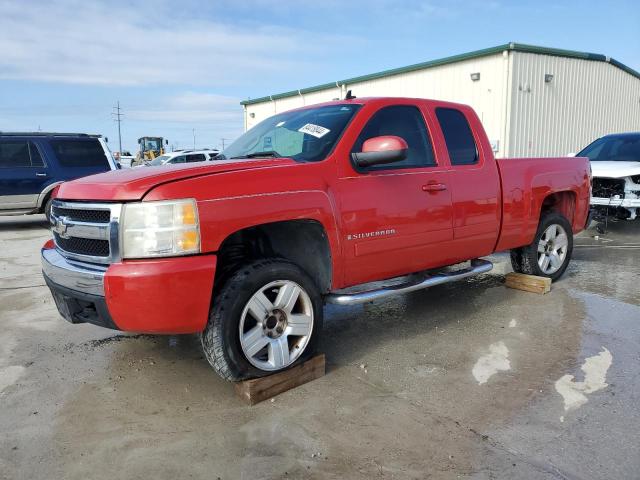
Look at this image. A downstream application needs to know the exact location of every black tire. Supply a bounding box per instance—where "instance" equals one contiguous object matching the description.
[201,259,323,381]
[510,212,573,281]
[43,197,53,223]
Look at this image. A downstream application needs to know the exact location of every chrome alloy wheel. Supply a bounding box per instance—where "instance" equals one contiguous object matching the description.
[537,224,569,275]
[239,280,314,371]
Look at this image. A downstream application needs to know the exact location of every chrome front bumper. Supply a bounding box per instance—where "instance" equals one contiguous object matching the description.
[41,247,106,297]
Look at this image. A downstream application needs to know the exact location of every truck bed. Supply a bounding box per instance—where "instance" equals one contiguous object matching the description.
[495,156,591,252]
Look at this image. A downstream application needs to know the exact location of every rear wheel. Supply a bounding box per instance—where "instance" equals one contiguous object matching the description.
[201,259,323,381]
[510,212,573,281]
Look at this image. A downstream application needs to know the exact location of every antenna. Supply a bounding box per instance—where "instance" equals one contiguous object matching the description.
[112,101,124,156]
[345,90,356,100]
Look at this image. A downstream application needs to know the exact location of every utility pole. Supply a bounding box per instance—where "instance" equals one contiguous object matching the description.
[220,138,230,150]
[192,129,196,149]
[112,101,124,156]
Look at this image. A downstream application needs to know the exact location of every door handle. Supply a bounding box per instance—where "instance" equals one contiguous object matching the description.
[36,172,48,177]
[422,183,447,192]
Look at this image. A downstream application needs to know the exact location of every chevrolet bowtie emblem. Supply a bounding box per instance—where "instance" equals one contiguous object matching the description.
[52,216,71,239]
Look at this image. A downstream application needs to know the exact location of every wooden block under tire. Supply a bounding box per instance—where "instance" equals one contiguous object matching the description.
[505,272,551,295]
[234,354,326,405]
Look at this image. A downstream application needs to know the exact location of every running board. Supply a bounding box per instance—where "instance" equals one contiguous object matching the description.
[325,259,493,306]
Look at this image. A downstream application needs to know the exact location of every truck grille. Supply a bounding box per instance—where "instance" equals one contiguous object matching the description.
[52,205,111,223]
[50,200,122,264]
[53,234,110,257]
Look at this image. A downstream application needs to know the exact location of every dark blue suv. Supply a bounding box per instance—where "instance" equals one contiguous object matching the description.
[0,133,116,219]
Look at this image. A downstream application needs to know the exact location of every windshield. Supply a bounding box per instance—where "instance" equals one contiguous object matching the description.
[143,138,162,151]
[578,134,640,161]
[149,155,170,166]
[222,104,361,162]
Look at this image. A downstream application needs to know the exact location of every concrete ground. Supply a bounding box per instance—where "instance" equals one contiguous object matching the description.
[1,215,638,480]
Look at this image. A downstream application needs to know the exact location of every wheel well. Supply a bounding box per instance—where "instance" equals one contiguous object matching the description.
[39,192,52,213]
[215,220,333,293]
[540,191,576,226]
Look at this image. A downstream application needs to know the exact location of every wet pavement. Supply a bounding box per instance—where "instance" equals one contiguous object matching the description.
[1,215,638,479]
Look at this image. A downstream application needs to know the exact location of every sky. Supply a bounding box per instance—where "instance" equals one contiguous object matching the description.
[0,0,638,153]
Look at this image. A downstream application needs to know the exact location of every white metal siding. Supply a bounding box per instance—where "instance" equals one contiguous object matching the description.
[508,52,640,157]
[245,53,510,156]
[244,50,640,159]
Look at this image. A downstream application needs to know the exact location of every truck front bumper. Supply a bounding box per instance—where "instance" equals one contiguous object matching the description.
[42,247,217,334]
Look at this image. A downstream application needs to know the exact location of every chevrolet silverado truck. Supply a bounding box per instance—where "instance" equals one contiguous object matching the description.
[41,97,591,381]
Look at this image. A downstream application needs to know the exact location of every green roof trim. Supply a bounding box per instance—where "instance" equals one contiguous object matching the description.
[240,42,640,106]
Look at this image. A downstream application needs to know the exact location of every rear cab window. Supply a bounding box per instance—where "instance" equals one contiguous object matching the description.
[49,139,110,168]
[351,105,436,171]
[435,108,478,166]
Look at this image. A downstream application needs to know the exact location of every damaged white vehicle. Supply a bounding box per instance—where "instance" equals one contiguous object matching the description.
[578,132,640,221]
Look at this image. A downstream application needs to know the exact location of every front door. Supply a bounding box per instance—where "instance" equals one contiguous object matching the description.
[337,104,454,287]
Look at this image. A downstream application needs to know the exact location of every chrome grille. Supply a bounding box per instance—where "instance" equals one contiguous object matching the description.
[53,234,110,257]
[50,200,122,264]
[52,206,111,223]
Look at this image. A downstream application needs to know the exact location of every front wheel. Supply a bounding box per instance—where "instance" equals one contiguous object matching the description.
[510,212,573,281]
[43,197,53,223]
[201,259,323,381]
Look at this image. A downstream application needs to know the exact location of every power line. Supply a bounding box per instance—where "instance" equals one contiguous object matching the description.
[112,101,124,155]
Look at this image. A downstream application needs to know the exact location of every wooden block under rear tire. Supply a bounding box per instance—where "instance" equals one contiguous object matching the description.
[505,272,551,295]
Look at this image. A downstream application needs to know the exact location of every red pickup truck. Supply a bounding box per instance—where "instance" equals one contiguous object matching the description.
[42,97,591,380]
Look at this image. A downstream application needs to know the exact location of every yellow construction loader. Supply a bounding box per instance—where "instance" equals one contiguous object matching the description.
[134,137,168,166]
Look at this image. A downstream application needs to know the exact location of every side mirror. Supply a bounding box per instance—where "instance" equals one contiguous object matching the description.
[116,162,122,169]
[165,139,169,145]
[104,137,109,143]
[352,136,408,168]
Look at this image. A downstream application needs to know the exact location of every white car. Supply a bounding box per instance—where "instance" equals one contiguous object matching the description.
[144,149,220,167]
[578,133,640,221]
[114,150,136,168]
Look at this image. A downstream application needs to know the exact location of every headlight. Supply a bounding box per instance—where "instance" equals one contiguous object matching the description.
[121,199,200,259]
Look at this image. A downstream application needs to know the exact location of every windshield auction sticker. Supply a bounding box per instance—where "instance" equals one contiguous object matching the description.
[298,123,330,138]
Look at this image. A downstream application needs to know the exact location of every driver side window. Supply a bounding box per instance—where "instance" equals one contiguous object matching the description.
[351,105,435,171]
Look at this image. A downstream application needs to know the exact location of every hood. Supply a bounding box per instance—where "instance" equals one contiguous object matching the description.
[56,158,295,201]
[590,161,640,179]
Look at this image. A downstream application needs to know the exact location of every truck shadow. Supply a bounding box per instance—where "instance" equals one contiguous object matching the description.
[0,215,49,232]
[320,272,508,369]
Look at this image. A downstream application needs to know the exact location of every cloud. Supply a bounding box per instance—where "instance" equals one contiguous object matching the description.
[128,92,242,123]
[122,91,244,150]
[0,0,354,87]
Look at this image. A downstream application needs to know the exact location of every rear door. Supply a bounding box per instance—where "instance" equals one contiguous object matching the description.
[431,106,501,260]
[337,103,454,286]
[0,138,50,210]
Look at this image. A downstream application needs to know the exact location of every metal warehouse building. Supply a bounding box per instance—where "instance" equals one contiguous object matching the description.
[241,43,640,158]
